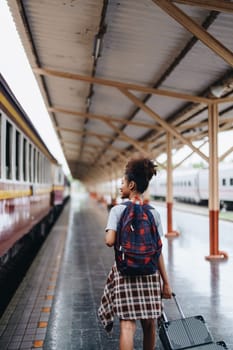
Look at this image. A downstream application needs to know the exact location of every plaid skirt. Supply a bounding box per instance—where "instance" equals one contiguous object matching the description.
[98,264,162,331]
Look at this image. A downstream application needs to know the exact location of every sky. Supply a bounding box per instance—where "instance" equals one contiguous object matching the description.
[0,0,70,175]
[1,0,233,173]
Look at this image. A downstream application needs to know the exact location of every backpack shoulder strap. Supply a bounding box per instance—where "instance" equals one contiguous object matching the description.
[141,203,158,234]
[121,200,131,207]
[142,203,154,210]
[115,201,134,247]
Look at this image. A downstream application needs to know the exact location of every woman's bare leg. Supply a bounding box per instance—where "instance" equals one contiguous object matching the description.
[140,319,156,350]
[119,320,136,350]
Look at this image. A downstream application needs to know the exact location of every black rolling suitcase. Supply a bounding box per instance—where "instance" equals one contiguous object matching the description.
[188,342,228,349]
[159,293,217,349]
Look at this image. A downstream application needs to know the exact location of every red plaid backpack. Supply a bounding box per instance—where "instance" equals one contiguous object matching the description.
[114,200,162,276]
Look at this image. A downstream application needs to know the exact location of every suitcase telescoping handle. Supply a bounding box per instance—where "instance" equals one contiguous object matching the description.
[162,292,185,322]
[172,292,185,319]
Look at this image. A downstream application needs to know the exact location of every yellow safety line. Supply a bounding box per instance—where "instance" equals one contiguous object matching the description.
[0,188,52,200]
[53,185,65,191]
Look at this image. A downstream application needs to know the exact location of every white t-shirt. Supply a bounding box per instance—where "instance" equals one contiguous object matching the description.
[106,203,164,237]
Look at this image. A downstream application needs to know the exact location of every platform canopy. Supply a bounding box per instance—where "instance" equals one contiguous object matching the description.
[6,0,233,183]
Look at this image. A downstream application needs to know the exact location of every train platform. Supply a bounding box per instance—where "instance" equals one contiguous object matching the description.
[0,193,233,349]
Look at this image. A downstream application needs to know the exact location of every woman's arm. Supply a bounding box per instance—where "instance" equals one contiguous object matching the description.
[158,252,172,299]
[105,205,119,247]
[105,229,116,247]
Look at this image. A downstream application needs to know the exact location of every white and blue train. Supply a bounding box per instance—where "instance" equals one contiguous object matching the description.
[149,163,233,209]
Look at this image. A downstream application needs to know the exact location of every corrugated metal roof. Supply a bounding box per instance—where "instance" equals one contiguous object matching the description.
[6,0,233,183]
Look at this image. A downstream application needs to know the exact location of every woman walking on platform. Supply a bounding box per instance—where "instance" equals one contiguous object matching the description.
[98,155,172,350]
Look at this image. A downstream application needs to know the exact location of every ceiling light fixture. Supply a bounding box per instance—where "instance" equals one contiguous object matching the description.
[92,34,102,60]
[210,84,226,98]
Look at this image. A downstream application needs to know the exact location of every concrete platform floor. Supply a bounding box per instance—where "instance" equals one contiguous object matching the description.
[44,194,233,349]
[1,193,232,349]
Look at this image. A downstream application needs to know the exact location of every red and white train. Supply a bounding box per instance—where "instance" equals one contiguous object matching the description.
[0,74,70,265]
[149,164,233,209]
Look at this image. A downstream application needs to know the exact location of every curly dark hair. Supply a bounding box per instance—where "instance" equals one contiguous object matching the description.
[125,156,157,193]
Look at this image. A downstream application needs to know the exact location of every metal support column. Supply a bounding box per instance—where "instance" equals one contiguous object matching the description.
[206,103,228,260]
[165,132,179,237]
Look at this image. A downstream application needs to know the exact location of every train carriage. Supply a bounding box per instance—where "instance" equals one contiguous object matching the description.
[173,169,201,204]
[150,170,167,199]
[199,164,233,209]
[219,165,233,206]
[150,168,201,204]
[0,74,69,264]
[150,165,233,209]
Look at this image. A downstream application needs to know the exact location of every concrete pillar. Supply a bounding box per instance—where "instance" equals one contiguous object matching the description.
[206,103,227,260]
[165,132,179,238]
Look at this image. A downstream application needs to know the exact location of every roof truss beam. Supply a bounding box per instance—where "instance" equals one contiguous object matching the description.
[50,106,161,163]
[173,0,233,14]
[152,0,233,67]
[34,67,210,104]
[105,120,151,157]
[119,87,209,161]
[49,107,161,131]
[219,145,233,162]
[58,124,150,160]
[57,126,112,141]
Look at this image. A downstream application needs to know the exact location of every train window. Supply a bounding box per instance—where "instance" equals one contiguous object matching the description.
[38,152,41,183]
[37,151,40,183]
[33,148,36,182]
[0,114,1,179]
[5,121,13,179]
[23,138,28,181]
[45,159,50,183]
[41,156,44,183]
[222,178,226,186]
[230,178,233,186]
[44,158,47,183]
[58,169,62,184]
[29,144,32,182]
[42,156,45,183]
[40,154,43,183]
[15,130,21,180]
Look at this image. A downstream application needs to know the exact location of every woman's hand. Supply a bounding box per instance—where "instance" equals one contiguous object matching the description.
[162,283,172,299]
